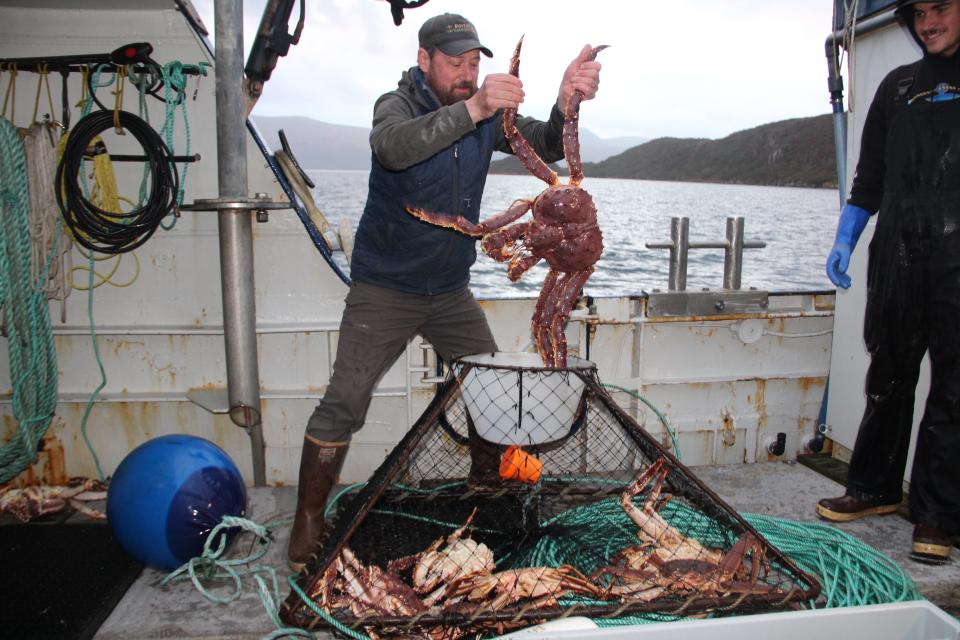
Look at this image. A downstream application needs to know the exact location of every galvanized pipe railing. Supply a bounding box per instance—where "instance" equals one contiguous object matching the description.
[214,0,266,486]
[645,216,766,291]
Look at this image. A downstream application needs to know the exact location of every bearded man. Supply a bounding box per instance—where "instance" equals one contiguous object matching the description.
[287,13,602,570]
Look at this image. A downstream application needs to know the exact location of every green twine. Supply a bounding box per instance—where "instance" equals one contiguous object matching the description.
[0,117,59,484]
[158,60,207,222]
[602,383,681,461]
[71,61,206,479]
[161,515,319,640]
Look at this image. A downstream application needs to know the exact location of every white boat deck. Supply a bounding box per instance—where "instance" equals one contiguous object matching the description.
[91,461,960,640]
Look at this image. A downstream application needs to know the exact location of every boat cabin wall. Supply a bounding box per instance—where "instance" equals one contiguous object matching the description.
[0,1,349,487]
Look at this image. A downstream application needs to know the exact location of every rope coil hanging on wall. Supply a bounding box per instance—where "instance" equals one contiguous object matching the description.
[56,109,179,254]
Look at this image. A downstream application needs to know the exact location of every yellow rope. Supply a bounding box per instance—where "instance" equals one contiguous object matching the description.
[2,64,17,123]
[112,66,126,133]
[30,64,56,125]
[57,131,140,290]
[77,66,89,110]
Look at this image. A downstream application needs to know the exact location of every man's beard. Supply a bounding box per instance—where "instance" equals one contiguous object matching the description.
[427,76,477,106]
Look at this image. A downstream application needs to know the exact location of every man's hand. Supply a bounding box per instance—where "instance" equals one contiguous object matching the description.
[557,44,603,114]
[465,73,524,123]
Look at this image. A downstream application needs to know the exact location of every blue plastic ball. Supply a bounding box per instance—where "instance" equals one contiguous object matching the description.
[106,434,248,571]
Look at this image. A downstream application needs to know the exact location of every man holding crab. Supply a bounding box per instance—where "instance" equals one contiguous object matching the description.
[287,13,603,571]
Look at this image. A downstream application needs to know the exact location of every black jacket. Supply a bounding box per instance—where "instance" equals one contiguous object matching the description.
[848,51,960,213]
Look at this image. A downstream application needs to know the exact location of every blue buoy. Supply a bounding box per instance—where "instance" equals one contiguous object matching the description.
[106,434,248,571]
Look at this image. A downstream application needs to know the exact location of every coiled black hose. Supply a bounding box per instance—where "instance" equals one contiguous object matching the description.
[56,109,178,254]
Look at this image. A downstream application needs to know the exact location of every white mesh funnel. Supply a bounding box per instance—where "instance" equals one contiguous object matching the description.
[457,352,593,445]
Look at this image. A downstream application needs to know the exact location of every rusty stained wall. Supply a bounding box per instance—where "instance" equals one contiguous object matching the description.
[583,297,831,467]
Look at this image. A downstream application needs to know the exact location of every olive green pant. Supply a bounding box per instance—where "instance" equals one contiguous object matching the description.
[306,281,497,442]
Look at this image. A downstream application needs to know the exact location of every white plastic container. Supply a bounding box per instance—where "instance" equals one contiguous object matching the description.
[457,352,593,446]
[500,601,960,640]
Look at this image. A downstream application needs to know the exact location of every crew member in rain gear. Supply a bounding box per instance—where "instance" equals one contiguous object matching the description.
[818,0,960,563]
[286,13,603,571]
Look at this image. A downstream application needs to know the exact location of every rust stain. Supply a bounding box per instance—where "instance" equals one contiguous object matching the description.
[754,378,768,428]
[647,312,769,324]
[721,409,736,447]
[112,338,146,357]
[1,430,70,489]
[39,432,68,485]
[1,414,18,437]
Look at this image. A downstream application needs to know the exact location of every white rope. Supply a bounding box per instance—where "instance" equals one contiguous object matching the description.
[22,122,72,321]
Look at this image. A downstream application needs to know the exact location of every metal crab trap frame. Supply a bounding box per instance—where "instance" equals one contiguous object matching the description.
[279,352,820,638]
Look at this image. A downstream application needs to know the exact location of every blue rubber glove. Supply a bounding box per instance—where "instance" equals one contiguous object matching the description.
[825,204,871,289]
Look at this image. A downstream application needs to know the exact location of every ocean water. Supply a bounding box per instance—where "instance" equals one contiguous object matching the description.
[309,170,838,298]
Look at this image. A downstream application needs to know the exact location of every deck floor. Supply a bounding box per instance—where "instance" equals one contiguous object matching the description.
[91,462,960,639]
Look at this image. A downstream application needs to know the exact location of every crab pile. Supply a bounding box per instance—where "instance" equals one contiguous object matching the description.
[301,460,786,636]
[308,508,601,638]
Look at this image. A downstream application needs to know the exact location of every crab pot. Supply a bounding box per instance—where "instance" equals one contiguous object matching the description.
[279,358,820,638]
[458,352,591,446]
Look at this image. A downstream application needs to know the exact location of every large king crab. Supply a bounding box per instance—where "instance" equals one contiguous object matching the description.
[408,39,607,367]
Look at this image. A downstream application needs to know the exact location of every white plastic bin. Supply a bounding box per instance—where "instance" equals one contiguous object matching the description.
[457,352,593,446]
[501,601,960,640]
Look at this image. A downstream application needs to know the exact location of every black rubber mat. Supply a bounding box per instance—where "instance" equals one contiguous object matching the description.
[797,452,849,486]
[0,522,143,640]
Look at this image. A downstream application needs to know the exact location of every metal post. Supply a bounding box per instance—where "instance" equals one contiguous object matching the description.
[723,217,746,290]
[826,37,848,209]
[645,216,690,291]
[214,0,266,486]
[668,217,689,292]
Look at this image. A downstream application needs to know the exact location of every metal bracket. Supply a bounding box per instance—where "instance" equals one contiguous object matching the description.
[646,290,769,318]
[180,195,291,222]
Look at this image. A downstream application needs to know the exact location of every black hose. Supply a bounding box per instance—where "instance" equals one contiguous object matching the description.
[56,109,178,254]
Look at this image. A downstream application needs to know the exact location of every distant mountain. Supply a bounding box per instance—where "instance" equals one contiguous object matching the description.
[251,115,371,170]
[254,113,837,188]
[578,129,649,163]
[582,114,837,188]
[251,115,645,171]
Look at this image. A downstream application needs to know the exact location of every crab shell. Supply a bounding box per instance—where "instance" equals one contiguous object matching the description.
[412,538,495,594]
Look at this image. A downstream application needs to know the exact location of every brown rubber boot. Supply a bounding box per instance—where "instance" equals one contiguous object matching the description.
[466,418,504,490]
[911,524,953,565]
[815,494,899,522]
[287,436,349,572]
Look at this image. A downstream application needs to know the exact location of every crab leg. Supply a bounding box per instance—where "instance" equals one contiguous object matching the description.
[546,268,593,367]
[564,45,609,187]
[532,269,560,365]
[506,251,542,282]
[503,38,560,187]
[406,199,532,237]
[621,459,720,563]
[481,221,530,262]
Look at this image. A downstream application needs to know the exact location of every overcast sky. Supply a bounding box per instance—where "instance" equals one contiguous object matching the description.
[193,0,838,140]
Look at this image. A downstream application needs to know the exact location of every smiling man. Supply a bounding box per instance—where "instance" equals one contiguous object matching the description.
[819,0,960,565]
[286,13,603,571]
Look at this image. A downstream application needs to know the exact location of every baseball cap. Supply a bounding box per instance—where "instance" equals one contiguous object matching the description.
[418,13,493,58]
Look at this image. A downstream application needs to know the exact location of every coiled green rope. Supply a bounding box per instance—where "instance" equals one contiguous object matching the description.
[0,117,59,484]
[172,482,921,640]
